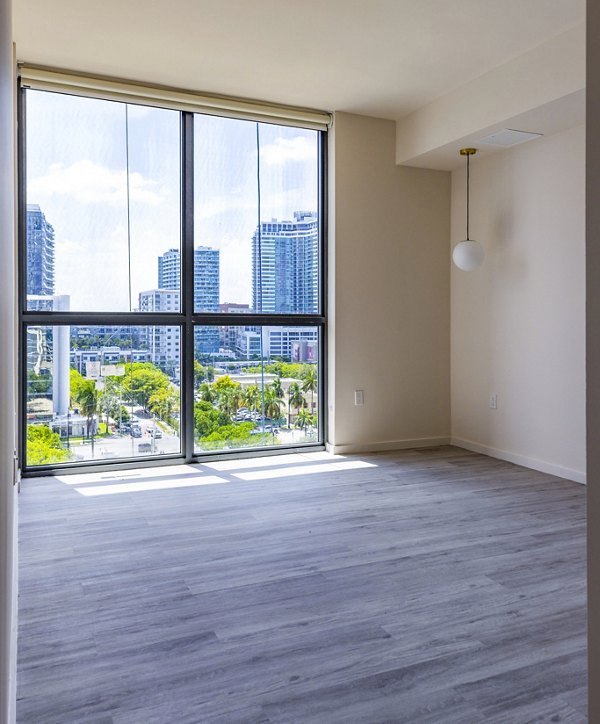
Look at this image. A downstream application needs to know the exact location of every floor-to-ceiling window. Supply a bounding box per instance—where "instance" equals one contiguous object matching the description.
[19,73,327,472]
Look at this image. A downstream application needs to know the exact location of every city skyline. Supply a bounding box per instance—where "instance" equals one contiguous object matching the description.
[26,89,319,311]
[26,205,319,372]
[27,203,320,315]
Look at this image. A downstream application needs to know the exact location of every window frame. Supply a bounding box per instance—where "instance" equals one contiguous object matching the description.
[17,81,328,476]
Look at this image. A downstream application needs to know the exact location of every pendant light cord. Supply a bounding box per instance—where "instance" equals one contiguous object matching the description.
[466,152,470,241]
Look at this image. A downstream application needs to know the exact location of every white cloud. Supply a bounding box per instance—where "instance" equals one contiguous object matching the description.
[195,192,256,221]
[28,160,166,206]
[55,238,85,254]
[260,136,316,166]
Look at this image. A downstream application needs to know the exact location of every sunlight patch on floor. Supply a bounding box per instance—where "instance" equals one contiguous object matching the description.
[203,451,340,472]
[54,453,377,496]
[56,464,200,486]
[74,475,227,496]
[233,459,376,481]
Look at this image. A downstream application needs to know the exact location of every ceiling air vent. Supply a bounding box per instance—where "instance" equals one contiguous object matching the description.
[477,129,543,147]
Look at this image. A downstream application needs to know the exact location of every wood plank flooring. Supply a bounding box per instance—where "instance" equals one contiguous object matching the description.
[17,446,587,723]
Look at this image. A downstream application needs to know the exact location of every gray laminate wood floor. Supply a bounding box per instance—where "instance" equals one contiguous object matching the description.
[17,447,587,723]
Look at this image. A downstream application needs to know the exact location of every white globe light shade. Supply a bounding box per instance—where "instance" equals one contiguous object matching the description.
[452,240,485,271]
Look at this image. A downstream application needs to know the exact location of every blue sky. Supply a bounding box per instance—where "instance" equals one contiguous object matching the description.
[26,90,318,311]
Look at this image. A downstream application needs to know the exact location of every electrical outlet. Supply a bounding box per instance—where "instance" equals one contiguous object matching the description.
[355,390,364,406]
[489,394,498,410]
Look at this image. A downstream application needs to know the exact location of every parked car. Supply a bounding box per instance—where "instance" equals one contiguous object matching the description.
[138,442,152,453]
[130,424,142,438]
[148,427,162,439]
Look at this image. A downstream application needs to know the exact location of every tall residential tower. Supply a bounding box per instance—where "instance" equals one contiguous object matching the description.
[252,212,318,314]
[26,204,55,299]
[157,246,220,312]
[146,245,221,358]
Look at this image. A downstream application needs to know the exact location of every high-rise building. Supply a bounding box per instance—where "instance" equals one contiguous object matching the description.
[26,204,55,300]
[252,212,318,314]
[194,247,220,313]
[155,246,220,355]
[25,207,71,417]
[137,289,181,373]
[138,289,180,314]
[218,303,250,351]
[234,326,318,361]
[157,248,179,291]
[157,246,220,312]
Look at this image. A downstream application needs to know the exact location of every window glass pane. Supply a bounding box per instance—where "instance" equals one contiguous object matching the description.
[193,117,319,315]
[194,325,319,453]
[194,115,256,312]
[256,124,319,314]
[25,325,181,466]
[26,91,181,312]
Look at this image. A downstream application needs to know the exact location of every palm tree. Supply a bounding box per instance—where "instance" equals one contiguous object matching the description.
[263,386,282,425]
[271,375,284,401]
[198,382,215,404]
[301,365,318,416]
[243,384,260,412]
[149,386,179,427]
[287,381,305,427]
[295,408,311,431]
[75,380,98,455]
[99,378,119,429]
[217,386,243,420]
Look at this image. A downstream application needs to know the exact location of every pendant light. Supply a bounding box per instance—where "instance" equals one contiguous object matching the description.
[452,147,485,271]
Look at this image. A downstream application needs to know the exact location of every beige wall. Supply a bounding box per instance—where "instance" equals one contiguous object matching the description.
[0,0,17,719]
[451,125,586,483]
[587,1,600,718]
[328,112,451,452]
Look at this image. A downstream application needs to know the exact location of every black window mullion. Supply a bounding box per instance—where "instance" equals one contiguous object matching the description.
[17,82,27,472]
[319,130,328,445]
[181,112,195,463]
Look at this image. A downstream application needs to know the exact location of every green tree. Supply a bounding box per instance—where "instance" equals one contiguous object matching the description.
[295,408,312,431]
[199,422,254,450]
[211,376,243,420]
[26,425,72,466]
[271,376,284,401]
[197,422,275,451]
[194,360,208,387]
[212,375,239,395]
[121,363,170,412]
[70,368,87,408]
[301,365,318,415]
[243,362,305,379]
[264,385,282,424]
[75,379,99,453]
[197,382,215,403]
[149,386,179,426]
[242,384,260,412]
[194,401,230,438]
[98,377,120,429]
[287,381,305,427]
[217,385,243,419]
[27,370,52,397]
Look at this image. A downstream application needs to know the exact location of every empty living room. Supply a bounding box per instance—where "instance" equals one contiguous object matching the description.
[2,1,600,722]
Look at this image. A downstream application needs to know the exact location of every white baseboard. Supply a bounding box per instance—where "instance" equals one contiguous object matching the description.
[451,437,586,484]
[326,436,451,455]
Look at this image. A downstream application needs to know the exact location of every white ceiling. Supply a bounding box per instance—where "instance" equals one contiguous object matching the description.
[12,0,585,120]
